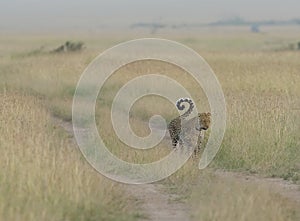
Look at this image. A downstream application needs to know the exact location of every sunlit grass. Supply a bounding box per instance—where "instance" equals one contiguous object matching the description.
[1,35,299,177]
[0,93,140,221]
[0,33,299,220]
[190,171,299,221]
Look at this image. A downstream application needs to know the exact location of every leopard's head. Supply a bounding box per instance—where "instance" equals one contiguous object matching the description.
[197,112,211,131]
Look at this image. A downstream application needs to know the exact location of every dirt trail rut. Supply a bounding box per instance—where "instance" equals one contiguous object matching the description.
[126,184,189,221]
[53,116,299,220]
[215,170,300,204]
[52,117,190,221]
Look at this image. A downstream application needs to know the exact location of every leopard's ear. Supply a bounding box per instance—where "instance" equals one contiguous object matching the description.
[207,112,211,116]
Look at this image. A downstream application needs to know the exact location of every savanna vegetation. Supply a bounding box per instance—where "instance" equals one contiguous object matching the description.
[0,29,299,220]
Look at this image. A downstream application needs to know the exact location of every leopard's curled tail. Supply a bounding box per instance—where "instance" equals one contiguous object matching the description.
[176,98,194,118]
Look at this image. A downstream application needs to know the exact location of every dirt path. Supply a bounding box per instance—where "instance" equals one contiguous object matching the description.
[126,183,189,221]
[52,117,190,221]
[215,170,300,204]
[52,116,299,220]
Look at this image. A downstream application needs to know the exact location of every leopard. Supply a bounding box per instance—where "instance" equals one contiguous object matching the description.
[194,112,211,154]
[167,98,211,154]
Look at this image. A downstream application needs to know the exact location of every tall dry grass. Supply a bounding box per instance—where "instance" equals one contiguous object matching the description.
[0,33,299,220]
[190,171,299,221]
[0,93,139,221]
[206,51,300,179]
[1,37,299,179]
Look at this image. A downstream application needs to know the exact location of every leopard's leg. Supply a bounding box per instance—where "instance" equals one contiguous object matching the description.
[168,126,177,148]
[174,134,181,148]
[172,138,178,148]
[194,130,204,156]
[178,136,183,146]
[170,131,179,148]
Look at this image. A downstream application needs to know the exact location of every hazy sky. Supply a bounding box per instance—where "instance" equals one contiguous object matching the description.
[0,0,299,30]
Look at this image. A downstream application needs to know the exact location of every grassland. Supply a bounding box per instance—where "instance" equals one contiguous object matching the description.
[190,170,299,221]
[0,93,141,221]
[0,30,299,220]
